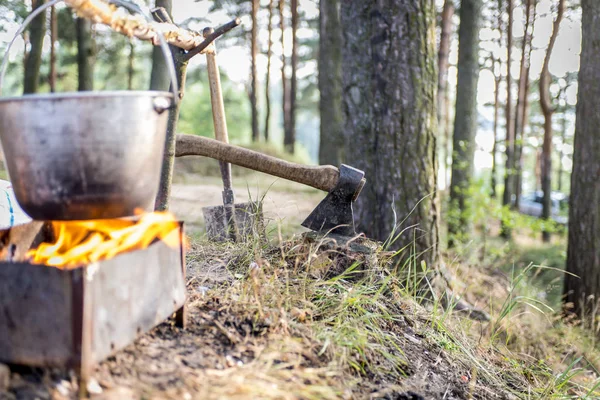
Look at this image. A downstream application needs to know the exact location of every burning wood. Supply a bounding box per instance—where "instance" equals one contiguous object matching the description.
[0,216,187,375]
[27,212,184,269]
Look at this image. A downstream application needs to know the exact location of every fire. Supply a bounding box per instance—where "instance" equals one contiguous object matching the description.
[27,211,184,269]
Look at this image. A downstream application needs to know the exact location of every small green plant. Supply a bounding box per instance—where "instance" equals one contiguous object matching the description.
[446,178,566,248]
[490,263,556,343]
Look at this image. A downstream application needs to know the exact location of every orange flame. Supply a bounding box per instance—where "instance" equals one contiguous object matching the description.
[27,212,185,269]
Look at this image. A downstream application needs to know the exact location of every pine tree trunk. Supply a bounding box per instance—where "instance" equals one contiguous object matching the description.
[318,0,343,166]
[563,0,600,320]
[250,0,260,142]
[154,54,188,211]
[341,0,439,267]
[500,0,514,238]
[540,116,553,241]
[513,0,535,210]
[152,0,184,211]
[539,0,565,242]
[279,0,290,145]
[76,17,94,91]
[264,0,274,142]
[491,0,504,199]
[438,0,454,188]
[128,42,135,90]
[444,84,452,189]
[534,147,542,191]
[49,5,57,93]
[285,0,298,153]
[149,0,172,91]
[437,0,454,136]
[502,0,514,209]
[23,0,46,94]
[515,83,530,207]
[557,115,567,192]
[22,30,29,78]
[448,0,483,245]
[491,57,501,199]
[437,0,454,124]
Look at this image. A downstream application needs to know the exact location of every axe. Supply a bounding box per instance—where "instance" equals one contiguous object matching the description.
[175,134,366,236]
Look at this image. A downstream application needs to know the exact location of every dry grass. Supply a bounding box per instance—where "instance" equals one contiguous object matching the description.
[5,226,600,399]
[104,229,600,399]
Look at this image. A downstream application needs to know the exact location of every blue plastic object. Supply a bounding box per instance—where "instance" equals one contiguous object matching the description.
[0,180,31,228]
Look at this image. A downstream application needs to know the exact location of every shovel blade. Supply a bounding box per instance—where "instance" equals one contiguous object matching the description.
[202,202,264,242]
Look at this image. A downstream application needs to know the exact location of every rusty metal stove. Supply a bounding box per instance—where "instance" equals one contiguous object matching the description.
[0,221,187,381]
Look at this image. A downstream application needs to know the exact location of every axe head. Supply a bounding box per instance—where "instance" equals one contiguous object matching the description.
[301,164,365,236]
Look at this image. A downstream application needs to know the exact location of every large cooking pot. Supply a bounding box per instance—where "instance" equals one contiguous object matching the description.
[0,0,178,220]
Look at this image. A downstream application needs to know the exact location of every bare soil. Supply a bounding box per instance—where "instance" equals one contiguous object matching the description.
[169,172,323,236]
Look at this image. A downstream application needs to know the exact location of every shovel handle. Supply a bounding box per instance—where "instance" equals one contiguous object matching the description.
[175,134,339,192]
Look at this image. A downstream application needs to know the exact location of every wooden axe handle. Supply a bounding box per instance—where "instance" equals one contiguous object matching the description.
[175,134,339,192]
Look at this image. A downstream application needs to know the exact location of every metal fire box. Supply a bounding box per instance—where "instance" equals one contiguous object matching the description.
[0,221,187,379]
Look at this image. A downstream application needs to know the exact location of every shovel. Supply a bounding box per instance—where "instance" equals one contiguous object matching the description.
[202,28,264,242]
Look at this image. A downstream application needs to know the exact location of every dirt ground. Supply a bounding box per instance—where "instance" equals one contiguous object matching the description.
[169,172,323,236]
[2,237,500,400]
[0,170,578,399]
[0,172,333,400]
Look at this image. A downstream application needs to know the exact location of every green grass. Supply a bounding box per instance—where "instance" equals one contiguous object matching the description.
[511,241,568,309]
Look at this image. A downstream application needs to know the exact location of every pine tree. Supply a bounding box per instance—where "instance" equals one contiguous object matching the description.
[448,0,483,245]
[341,0,439,268]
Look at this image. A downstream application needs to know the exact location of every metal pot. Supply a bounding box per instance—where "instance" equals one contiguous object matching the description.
[0,0,178,220]
[0,92,172,220]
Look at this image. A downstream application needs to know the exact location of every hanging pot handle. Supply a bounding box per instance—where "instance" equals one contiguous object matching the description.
[0,0,179,105]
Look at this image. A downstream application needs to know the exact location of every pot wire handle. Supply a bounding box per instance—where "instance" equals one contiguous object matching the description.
[0,0,61,94]
[0,0,179,106]
[105,0,179,105]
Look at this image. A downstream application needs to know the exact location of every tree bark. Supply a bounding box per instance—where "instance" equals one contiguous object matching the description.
[539,0,565,242]
[23,0,46,94]
[501,0,514,208]
[149,0,172,91]
[557,114,567,192]
[437,0,454,125]
[128,42,135,90]
[76,17,94,91]
[444,81,452,189]
[250,0,260,142]
[515,84,530,206]
[448,0,483,245]
[341,0,439,267]
[279,0,290,148]
[563,0,600,320]
[264,0,274,142]
[513,0,535,209]
[437,0,454,179]
[491,0,504,199]
[534,147,542,191]
[318,0,343,166]
[154,53,188,211]
[49,5,57,93]
[22,30,29,80]
[500,0,514,238]
[285,0,298,153]
[491,56,501,199]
